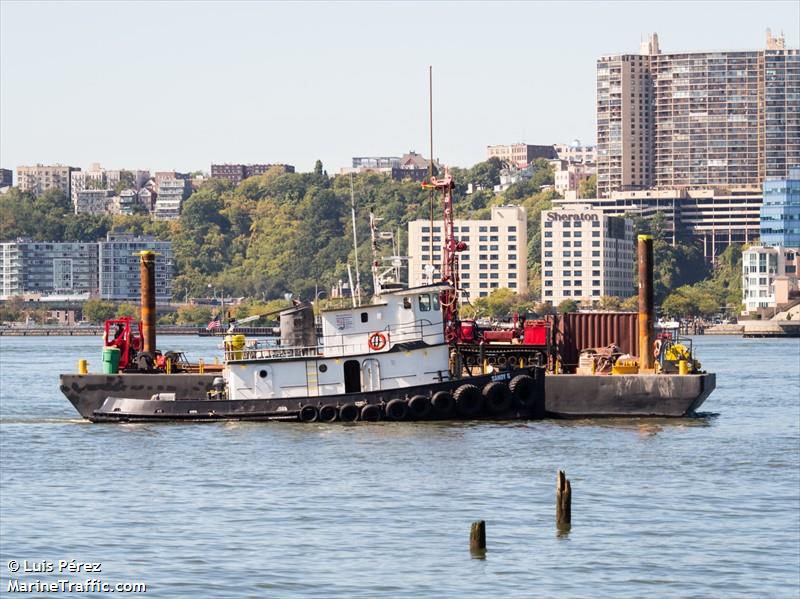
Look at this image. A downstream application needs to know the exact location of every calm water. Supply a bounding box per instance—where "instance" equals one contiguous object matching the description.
[0,334,798,597]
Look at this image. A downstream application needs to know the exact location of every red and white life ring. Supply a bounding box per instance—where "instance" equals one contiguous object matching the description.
[368,332,387,351]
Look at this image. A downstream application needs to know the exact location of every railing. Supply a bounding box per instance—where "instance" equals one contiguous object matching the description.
[224,318,442,362]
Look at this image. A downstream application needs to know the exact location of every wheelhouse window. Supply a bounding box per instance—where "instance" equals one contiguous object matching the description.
[418,294,431,311]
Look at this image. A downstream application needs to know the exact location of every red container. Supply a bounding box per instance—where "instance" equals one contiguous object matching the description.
[523,320,548,345]
[483,330,515,342]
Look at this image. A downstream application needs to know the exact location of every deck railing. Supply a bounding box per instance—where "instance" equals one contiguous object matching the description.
[224,318,442,362]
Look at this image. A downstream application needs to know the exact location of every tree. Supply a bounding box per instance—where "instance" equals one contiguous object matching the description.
[83,299,117,323]
[116,303,139,319]
[620,295,638,311]
[597,295,622,311]
[113,171,136,194]
[578,174,596,199]
[314,160,324,176]
[557,299,579,313]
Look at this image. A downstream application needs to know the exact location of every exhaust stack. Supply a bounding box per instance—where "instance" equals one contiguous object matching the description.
[139,250,157,355]
[637,235,654,370]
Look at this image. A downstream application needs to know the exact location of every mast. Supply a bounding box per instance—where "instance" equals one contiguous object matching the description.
[349,173,361,306]
[428,65,435,284]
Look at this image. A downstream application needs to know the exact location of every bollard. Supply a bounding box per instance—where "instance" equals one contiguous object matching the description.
[78,359,88,374]
[198,358,205,374]
[470,520,486,556]
[556,470,572,532]
[678,359,689,375]
[165,358,172,374]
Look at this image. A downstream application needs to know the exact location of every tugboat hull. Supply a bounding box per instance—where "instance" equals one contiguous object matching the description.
[89,368,545,423]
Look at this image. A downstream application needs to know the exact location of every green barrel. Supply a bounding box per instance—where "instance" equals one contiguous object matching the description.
[102,346,121,374]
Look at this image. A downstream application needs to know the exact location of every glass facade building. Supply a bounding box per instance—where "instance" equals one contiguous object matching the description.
[761,167,800,247]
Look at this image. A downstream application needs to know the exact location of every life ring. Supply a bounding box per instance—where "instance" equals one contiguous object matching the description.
[653,339,662,359]
[368,332,387,351]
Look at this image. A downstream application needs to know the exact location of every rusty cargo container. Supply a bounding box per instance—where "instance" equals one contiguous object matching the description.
[548,313,639,373]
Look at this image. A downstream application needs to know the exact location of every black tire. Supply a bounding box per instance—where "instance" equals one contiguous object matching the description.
[339,403,359,422]
[483,381,512,415]
[509,374,536,406]
[319,404,338,423]
[408,394,432,420]
[360,403,382,422]
[431,391,455,416]
[465,356,477,365]
[508,355,519,367]
[298,405,318,423]
[454,384,483,417]
[385,399,409,421]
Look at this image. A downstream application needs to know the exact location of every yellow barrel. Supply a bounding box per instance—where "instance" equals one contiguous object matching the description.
[678,360,689,375]
[78,359,88,374]
[224,334,246,360]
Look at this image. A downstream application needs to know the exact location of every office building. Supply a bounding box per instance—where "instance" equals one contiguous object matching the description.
[761,166,800,248]
[153,178,190,220]
[408,205,527,303]
[210,163,295,185]
[17,164,80,199]
[597,31,799,198]
[541,205,635,304]
[554,187,763,260]
[0,240,99,299]
[486,144,558,169]
[74,189,117,215]
[742,245,799,312]
[98,234,172,302]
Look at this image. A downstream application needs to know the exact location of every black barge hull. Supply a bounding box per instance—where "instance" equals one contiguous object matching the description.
[60,370,715,422]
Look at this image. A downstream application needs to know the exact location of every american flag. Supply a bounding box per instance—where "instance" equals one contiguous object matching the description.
[206,313,221,331]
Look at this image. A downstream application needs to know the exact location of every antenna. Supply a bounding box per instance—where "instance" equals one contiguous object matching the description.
[349,173,361,306]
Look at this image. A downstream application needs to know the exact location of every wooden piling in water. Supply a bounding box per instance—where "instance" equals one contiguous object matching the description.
[470,520,486,553]
[556,470,571,531]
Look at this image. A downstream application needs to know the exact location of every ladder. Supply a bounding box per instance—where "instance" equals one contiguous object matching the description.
[305,361,319,396]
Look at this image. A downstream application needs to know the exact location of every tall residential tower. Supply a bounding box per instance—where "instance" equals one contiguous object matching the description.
[597,31,799,198]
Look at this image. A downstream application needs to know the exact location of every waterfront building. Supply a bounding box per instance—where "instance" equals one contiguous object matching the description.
[554,187,764,261]
[761,167,800,248]
[0,168,13,188]
[408,205,527,303]
[553,160,596,196]
[486,144,558,169]
[17,164,80,199]
[118,189,141,215]
[0,240,99,299]
[541,205,635,305]
[741,245,799,312]
[597,31,799,198]
[210,163,295,185]
[153,178,190,220]
[138,186,157,212]
[98,234,172,302]
[74,189,117,215]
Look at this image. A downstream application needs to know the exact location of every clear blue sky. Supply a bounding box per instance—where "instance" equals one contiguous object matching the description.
[1,1,798,174]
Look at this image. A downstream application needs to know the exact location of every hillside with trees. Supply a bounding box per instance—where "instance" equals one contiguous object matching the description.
[0,158,743,319]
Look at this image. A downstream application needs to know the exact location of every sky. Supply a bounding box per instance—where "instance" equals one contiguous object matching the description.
[1,1,798,174]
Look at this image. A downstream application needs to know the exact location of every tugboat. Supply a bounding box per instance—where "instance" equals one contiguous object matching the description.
[89,171,545,423]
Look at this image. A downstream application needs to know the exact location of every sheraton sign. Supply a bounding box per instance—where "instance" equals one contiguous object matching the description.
[546,212,599,222]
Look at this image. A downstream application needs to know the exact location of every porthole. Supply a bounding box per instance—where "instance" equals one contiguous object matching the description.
[319,364,328,373]
[259,370,268,378]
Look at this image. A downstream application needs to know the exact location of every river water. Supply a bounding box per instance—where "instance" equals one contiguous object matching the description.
[0,335,798,597]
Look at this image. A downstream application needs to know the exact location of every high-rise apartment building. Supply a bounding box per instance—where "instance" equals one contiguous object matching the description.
[408,206,527,303]
[761,167,800,248]
[597,31,799,198]
[17,164,80,199]
[153,179,190,220]
[541,205,635,304]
